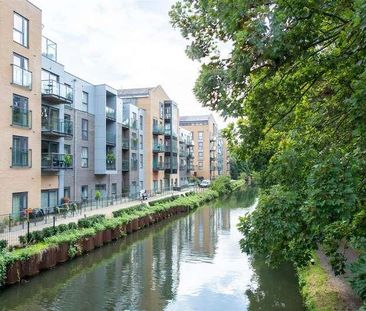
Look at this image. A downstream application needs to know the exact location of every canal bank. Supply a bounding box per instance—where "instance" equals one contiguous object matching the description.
[0,188,305,311]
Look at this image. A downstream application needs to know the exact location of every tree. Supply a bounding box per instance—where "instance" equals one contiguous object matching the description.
[170,0,366,305]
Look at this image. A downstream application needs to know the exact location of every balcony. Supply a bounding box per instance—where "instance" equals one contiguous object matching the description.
[179,150,187,157]
[130,119,138,130]
[41,153,72,171]
[12,65,32,89]
[165,144,178,154]
[12,149,31,167]
[131,159,138,170]
[106,159,116,170]
[122,160,129,171]
[153,161,164,171]
[186,139,194,146]
[153,143,164,153]
[131,140,138,150]
[122,119,130,128]
[122,138,129,150]
[106,106,116,120]
[41,80,72,104]
[187,164,194,171]
[187,151,194,159]
[42,119,73,137]
[11,106,31,128]
[179,164,187,171]
[164,113,172,119]
[153,125,164,135]
[106,132,116,146]
[164,161,178,170]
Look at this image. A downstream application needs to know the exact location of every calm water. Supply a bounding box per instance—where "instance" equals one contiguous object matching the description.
[0,189,305,311]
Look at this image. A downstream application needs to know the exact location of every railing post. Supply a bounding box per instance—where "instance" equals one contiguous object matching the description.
[27,221,30,243]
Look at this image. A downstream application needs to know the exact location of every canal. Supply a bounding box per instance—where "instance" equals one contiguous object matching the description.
[0,189,305,311]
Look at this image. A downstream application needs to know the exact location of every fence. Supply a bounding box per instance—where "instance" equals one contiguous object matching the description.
[0,185,203,246]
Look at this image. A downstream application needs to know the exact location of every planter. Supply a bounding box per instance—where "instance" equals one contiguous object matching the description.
[56,243,69,263]
[103,229,112,243]
[138,217,145,228]
[21,254,40,278]
[111,227,121,240]
[94,231,104,248]
[5,261,21,285]
[131,219,139,232]
[80,237,95,253]
[126,222,133,234]
[39,247,57,270]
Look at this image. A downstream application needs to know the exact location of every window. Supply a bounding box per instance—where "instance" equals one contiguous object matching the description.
[82,91,89,112]
[12,94,29,127]
[111,183,117,198]
[41,189,58,212]
[139,115,143,130]
[198,142,203,151]
[12,136,29,167]
[139,135,143,149]
[140,181,143,190]
[13,54,31,88]
[64,144,71,155]
[81,147,88,168]
[41,69,58,82]
[64,187,71,199]
[198,152,204,160]
[198,161,203,170]
[81,185,88,201]
[198,131,203,141]
[95,184,106,197]
[140,154,143,169]
[13,13,28,47]
[160,103,164,119]
[81,119,88,140]
[12,192,27,219]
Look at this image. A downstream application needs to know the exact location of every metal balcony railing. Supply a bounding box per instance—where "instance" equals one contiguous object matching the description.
[122,160,129,171]
[11,106,31,128]
[106,158,116,170]
[12,64,32,89]
[42,118,73,137]
[106,132,116,145]
[41,153,73,171]
[122,138,129,149]
[41,80,72,103]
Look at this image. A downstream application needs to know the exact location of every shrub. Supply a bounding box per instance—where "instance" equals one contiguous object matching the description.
[0,240,7,252]
[78,214,105,228]
[211,176,233,195]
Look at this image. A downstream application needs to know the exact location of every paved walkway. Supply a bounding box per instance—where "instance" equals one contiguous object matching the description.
[1,187,199,246]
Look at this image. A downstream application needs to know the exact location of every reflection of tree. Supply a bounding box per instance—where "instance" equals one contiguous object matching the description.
[246,256,305,311]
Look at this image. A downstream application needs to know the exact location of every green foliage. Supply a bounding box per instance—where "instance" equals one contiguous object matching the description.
[170,0,366,304]
[0,240,7,252]
[211,176,233,195]
[95,191,102,201]
[77,214,105,229]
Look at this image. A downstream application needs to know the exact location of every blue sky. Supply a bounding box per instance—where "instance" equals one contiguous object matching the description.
[31,0,226,128]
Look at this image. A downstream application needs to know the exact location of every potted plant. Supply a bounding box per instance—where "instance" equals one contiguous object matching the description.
[95,190,101,207]
[64,154,72,168]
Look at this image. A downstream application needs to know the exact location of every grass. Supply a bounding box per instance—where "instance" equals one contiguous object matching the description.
[298,252,347,311]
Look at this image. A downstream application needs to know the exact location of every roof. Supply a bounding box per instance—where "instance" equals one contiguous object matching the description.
[179,114,212,123]
[118,87,154,98]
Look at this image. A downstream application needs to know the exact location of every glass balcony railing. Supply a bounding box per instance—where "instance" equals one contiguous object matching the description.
[153,143,164,153]
[122,138,129,149]
[12,149,31,167]
[12,65,32,89]
[179,150,187,157]
[122,160,129,171]
[153,125,164,135]
[164,161,178,170]
[41,153,73,170]
[153,161,164,171]
[165,144,178,153]
[41,80,73,103]
[186,139,194,146]
[106,132,116,145]
[187,151,195,159]
[106,106,116,120]
[11,106,31,128]
[42,118,73,136]
[131,140,138,150]
[122,119,130,128]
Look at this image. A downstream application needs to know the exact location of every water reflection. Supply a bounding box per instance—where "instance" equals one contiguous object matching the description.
[0,188,304,311]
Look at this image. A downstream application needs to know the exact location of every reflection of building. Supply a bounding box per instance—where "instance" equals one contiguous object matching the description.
[217,132,230,176]
[179,127,194,186]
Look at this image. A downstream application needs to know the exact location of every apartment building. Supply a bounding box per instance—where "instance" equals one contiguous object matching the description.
[217,133,230,176]
[0,1,42,217]
[180,115,220,180]
[179,127,194,186]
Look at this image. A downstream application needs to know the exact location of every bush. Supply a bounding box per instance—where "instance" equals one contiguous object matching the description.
[211,176,233,195]
[0,240,7,252]
[78,214,105,228]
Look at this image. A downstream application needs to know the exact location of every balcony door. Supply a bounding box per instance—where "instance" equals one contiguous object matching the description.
[42,105,59,131]
[42,140,58,154]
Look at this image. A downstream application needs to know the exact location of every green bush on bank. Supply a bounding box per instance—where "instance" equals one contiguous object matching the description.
[211,176,233,195]
[297,252,347,311]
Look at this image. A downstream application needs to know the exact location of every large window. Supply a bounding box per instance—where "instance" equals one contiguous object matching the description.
[198,142,203,151]
[81,185,88,201]
[111,183,117,199]
[12,192,27,219]
[81,119,88,140]
[140,154,143,169]
[12,94,30,127]
[64,144,71,155]
[81,147,88,168]
[12,136,29,167]
[13,54,31,88]
[82,91,89,112]
[198,131,204,141]
[64,187,71,200]
[13,13,28,47]
[41,189,58,212]
[95,184,106,197]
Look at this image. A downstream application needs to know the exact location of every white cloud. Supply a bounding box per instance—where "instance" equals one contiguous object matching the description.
[31,0,228,128]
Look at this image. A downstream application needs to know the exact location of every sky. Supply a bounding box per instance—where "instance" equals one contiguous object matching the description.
[31,0,227,128]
